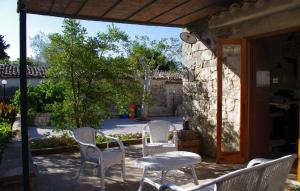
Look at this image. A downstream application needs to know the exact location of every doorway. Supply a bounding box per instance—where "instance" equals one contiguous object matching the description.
[250,31,300,159]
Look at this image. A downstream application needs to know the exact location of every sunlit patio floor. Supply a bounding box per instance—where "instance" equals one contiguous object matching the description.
[32,145,297,191]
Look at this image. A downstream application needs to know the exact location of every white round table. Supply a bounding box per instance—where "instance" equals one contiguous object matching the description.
[136,151,201,191]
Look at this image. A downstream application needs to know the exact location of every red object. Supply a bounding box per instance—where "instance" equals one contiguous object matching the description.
[128,104,136,119]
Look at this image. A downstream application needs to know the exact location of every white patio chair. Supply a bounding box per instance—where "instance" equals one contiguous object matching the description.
[142,120,178,156]
[72,127,126,191]
[159,154,296,191]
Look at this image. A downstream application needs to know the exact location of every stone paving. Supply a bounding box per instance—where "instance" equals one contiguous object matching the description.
[28,116,183,139]
[32,145,244,191]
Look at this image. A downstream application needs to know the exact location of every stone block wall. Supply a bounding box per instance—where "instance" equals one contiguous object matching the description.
[182,39,218,157]
[34,113,51,126]
[148,79,182,117]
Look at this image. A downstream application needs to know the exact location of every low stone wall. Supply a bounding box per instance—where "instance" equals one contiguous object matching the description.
[34,113,51,126]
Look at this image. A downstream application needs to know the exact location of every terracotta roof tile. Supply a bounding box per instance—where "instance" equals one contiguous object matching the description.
[0,64,181,80]
[0,64,48,78]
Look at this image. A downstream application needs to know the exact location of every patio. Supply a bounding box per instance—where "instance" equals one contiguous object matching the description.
[31,145,250,191]
[32,144,299,191]
[13,0,300,189]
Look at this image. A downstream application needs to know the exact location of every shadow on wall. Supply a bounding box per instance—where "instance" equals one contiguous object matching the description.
[181,31,241,157]
[182,77,216,157]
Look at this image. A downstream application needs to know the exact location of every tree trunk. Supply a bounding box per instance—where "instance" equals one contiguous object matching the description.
[141,81,151,119]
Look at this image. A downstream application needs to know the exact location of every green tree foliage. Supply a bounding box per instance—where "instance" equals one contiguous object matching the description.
[30,32,50,64]
[0,35,10,60]
[0,57,43,65]
[45,19,141,129]
[128,36,181,119]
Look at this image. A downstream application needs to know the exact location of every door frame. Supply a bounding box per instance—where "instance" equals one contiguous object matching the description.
[216,38,248,164]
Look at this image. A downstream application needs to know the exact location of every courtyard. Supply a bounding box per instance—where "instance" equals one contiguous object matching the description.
[32,145,244,191]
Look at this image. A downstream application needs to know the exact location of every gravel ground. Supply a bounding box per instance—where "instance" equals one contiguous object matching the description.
[28,116,183,139]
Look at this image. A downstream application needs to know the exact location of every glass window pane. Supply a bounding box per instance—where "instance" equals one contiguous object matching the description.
[221,44,241,152]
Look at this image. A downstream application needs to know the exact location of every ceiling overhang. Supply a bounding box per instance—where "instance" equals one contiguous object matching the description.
[24,0,241,28]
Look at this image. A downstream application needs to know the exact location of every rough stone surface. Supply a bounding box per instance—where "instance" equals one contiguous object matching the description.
[149,79,182,116]
[182,39,219,157]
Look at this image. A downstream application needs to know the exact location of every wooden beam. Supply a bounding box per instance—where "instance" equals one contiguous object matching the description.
[75,0,89,16]
[125,0,158,20]
[101,0,121,18]
[298,97,300,181]
[63,0,73,14]
[26,9,184,28]
[49,0,55,12]
[147,0,191,22]
[167,2,219,24]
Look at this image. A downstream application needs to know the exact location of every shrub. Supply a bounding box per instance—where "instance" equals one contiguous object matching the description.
[0,102,17,125]
[12,81,64,125]
[29,132,146,149]
[29,134,76,150]
[0,121,12,162]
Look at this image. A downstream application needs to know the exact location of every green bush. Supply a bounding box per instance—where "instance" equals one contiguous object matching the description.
[29,134,76,149]
[12,81,64,125]
[29,132,146,149]
[0,121,12,161]
[0,102,17,125]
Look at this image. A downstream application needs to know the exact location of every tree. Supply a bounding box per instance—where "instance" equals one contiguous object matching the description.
[0,35,10,60]
[128,36,181,119]
[45,19,141,129]
[30,32,50,64]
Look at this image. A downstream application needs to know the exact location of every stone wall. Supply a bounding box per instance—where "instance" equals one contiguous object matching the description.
[148,79,182,117]
[182,39,218,157]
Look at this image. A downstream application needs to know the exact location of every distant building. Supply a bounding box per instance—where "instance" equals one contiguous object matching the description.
[0,64,47,99]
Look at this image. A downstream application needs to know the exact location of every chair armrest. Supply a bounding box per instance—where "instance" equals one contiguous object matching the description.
[172,130,178,148]
[72,134,103,161]
[142,127,148,146]
[104,135,125,152]
[247,158,271,168]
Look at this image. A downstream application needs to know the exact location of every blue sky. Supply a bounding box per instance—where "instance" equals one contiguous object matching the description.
[0,0,182,61]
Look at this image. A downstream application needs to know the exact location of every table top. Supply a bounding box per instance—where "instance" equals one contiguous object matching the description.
[136,151,201,170]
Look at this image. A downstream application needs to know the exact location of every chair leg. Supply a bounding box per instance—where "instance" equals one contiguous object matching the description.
[121,159,126,182]
[100,165,105,191]
[138,168,147,191]
[191,165,199,185]
[75,161,85,183]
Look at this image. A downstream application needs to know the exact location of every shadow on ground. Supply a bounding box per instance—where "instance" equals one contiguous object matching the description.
[32,145,243,191]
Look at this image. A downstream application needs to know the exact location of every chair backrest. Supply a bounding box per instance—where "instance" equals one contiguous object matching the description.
[214,154,296,191]
[257,154,296,191]
[73,127,96,145]
[146,120,174,143]
[73,127,97,160]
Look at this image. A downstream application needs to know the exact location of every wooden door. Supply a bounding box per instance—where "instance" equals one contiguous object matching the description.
[217,39,248,164]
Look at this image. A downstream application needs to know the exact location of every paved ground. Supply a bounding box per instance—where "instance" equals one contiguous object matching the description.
[28,117,183,139]
[32,145,244,191]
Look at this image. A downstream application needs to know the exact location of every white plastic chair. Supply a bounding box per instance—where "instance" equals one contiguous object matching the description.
[72,127,126,191]
[142,120,178,156]
[159,154,296,191]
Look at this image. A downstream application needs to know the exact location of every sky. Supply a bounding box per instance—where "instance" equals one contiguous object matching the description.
[0,0,182,61]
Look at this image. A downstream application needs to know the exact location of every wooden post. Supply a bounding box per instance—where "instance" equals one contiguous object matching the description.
[19,0,30,190]
[298,97,300,181]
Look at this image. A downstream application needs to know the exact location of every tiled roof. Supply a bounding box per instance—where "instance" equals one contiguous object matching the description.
[153,71,182,80]
[0,64,182,80]
[0,64,48,78]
